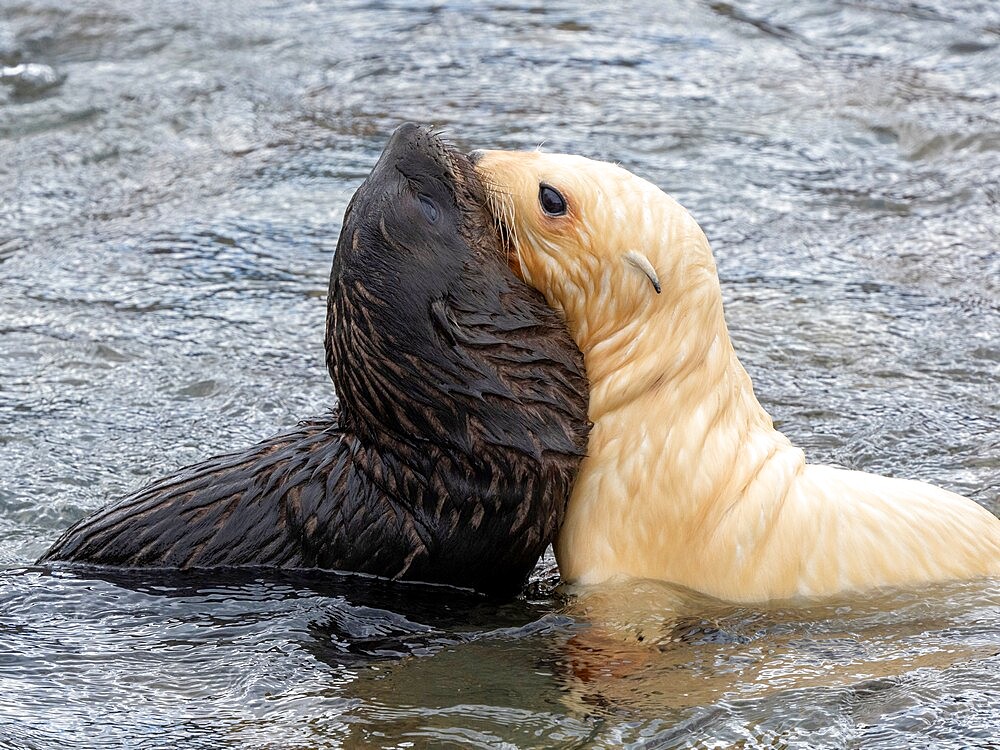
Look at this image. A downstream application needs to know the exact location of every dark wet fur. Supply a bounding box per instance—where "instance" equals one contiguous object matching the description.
[40,124,590,598]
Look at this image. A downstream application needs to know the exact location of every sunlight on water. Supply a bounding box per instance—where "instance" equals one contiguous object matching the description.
[1,1,998,747]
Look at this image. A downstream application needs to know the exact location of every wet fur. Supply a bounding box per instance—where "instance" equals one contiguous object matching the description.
[41,126,590,598]
[475,149,1000,602]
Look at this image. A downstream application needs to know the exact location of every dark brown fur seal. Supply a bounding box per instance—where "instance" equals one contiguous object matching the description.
[39,124,590,598]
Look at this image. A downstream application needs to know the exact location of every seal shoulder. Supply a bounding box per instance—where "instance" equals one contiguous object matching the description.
[39,417,399,573]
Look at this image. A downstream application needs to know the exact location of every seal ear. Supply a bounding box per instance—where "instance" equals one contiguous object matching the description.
[624,250,662,295]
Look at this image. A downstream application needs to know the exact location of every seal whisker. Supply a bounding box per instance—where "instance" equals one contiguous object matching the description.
[479,178,515,200]
[485,185,515,273]
[486,187,512,271]
[503,191,527,280]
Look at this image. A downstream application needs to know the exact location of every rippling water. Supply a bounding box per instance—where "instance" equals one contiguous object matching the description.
[1,1,998,747]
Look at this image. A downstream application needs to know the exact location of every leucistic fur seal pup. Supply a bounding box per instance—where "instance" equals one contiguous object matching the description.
[473,148,1000,602]
[40,125,590,598]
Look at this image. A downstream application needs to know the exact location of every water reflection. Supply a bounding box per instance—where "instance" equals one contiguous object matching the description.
[556,580,1000,710]
[2,560,998,747]
[326,576,1000,746]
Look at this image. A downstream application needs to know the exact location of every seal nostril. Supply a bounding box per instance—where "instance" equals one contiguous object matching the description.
[468,149,485,165]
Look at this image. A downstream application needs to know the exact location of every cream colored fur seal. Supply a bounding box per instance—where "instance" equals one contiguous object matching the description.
[474,149,1000,603]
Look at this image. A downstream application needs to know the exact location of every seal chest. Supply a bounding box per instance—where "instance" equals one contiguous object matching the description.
[475,148,1000,602]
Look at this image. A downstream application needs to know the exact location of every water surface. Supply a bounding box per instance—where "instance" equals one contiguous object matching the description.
[1,1,998,747]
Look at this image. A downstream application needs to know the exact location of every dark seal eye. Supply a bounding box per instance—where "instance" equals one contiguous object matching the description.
[418,194,440,224]
[539,183,567,217]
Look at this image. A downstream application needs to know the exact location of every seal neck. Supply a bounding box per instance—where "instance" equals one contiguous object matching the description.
[324,248,588,470]
[580,266,776,439]
[567,222,803,530]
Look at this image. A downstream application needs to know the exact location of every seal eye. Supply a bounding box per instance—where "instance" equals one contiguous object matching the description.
[418,194,440,224]
[539,184,567,217]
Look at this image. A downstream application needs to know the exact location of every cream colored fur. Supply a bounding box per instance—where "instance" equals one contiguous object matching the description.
[476,150,1000,603]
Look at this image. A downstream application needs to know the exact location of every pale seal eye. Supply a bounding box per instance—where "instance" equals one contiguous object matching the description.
[418,194,440,223]
[539,183,567,217]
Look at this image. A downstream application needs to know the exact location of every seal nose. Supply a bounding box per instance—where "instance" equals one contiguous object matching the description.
[387,122,428,154]
[468,149,485,165]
